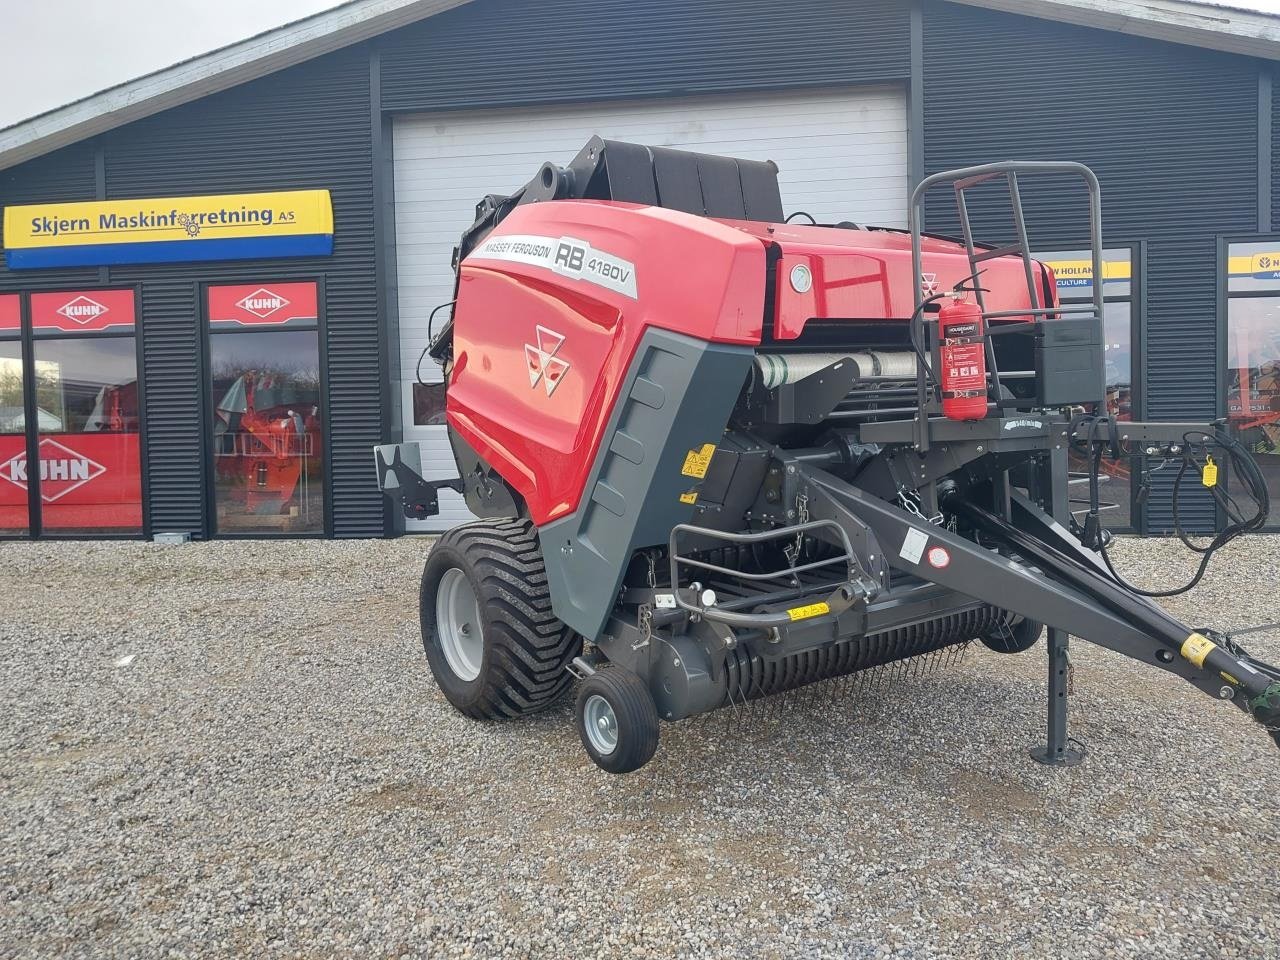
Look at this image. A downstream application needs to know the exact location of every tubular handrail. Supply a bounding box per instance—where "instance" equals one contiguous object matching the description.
[907,161,1106,454]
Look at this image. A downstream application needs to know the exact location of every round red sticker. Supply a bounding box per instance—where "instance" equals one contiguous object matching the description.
[927,546,951,569]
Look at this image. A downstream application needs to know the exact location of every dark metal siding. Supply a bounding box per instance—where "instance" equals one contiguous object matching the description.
[0,146,100,291]
[1,47,384,538]
[135,279,204,535]
[379,0,910,112]
[1272,69,1280,229]
[922,0,1259,531]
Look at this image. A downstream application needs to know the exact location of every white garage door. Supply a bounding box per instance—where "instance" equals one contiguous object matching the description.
[393,86,909,530]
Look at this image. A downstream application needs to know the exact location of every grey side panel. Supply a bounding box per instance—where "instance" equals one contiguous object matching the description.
[540,330,753,641]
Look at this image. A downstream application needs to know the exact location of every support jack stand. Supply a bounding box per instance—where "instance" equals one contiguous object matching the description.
[1031,628,1086,767]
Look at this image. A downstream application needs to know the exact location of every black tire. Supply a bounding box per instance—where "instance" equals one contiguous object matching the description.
[575,669,660,774]
[981,615,1045,654]
[420,518,581,720]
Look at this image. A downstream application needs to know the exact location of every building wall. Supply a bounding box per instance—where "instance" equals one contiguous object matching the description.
[1,0,1276,537]
[0,46,386,538]
[377,0,911,111]
[921,1,1263,530]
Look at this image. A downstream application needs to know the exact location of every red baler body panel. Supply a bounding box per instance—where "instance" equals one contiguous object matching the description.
[724,221,1055,339]
[449,201,768,525]
[448,200,1053,525]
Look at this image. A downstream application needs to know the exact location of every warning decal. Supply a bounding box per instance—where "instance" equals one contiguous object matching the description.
[681,444,716,479]
[679,491,699,505]
[787,602,831,622]
[899,527,928,565]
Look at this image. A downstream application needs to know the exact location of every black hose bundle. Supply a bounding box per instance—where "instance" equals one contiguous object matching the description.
[1070,415,1270,597]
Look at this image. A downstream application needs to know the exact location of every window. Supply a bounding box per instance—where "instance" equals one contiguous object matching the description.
[1225,241,1280,524]
[207,282,324,535]
[0,295,25,535]
[28,290,142,535]
[1036,248,1137,529]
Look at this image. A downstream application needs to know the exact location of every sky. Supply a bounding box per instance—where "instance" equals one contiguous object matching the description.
[0,0,347,129]
[3,0,1280,130]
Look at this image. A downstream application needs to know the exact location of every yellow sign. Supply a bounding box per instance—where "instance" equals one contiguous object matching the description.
[679,491,699,505]
[787,602,831,622]
[3,190,334,269]
[1041,258,1132,288]
[1227,253,1280,279]
[681,443,717,479]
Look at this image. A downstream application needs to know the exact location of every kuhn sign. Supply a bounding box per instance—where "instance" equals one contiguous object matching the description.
[235,288,290,319]
[0,438,107,502]
[208,281,318,328]
[29,289,136,333]
[56,296,109,325]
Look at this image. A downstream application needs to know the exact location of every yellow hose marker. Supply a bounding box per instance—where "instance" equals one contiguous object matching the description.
[787,602,831,622]
[1202,455,1218,488]
[1181,632,1217,668]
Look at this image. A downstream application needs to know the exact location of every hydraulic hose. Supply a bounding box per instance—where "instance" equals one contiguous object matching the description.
[1072,418,1269,597]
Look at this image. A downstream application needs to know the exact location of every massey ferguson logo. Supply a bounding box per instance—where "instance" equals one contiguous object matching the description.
[0,438,107,502]
[235,288,290,319]
[524,325,570,397]
[56,296,109,325]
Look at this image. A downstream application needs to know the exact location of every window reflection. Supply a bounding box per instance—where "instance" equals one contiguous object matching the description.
[210,330,323,534]
[31,337,142,535]
[0,343,27,535]
[1037,249,1135,529]
[1225,294,1280,515]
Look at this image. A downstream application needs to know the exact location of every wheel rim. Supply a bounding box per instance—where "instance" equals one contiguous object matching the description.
[583,693,619,755]
[436,567,483,681]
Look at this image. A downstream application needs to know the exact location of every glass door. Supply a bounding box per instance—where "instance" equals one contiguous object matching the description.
[206,281,325,535]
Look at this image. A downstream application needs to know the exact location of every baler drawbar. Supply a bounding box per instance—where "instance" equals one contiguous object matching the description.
[376,138,1280,773]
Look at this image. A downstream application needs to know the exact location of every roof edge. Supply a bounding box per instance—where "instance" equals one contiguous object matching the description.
[0,0,472,174]
[948,0,1280,60]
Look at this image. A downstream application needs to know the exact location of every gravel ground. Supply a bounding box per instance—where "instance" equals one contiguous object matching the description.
[1,535,1278,960]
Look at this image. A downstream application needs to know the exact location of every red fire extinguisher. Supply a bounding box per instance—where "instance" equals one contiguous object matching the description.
[938,293,988,421]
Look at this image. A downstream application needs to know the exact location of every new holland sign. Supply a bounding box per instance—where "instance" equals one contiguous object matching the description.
[2,190,333,269]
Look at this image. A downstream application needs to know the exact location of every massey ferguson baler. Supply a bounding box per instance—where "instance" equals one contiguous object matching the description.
[376,138,1280,774]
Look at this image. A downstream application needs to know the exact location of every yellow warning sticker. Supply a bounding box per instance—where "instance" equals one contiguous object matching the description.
[1181,632,1217,668]
[1220,671,1240,686]
[679,491,699,505]
[681,443,717,479]
[787,602,831,622]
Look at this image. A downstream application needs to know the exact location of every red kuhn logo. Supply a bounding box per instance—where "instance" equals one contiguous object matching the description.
[235,288,290,319]
[56,296,109,325]
[0,438,107,502]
